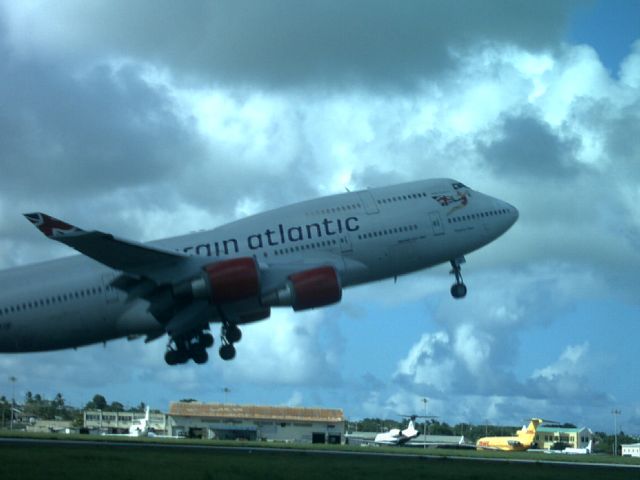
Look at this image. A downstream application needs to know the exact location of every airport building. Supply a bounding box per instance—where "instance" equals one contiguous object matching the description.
[167,402,345,443]
[534,426,593,449]
[621,443,640,457]
[83,410,168,434]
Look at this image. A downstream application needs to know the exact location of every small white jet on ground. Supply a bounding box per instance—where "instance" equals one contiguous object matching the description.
[373,415,434,446]
[545,439,593,455]
[0,179,517,364]
[128,406,151,437]
[101,406,156,437]
[562,440,593,454]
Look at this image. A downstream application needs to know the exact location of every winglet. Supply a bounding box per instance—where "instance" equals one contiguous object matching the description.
[24,212,84,238]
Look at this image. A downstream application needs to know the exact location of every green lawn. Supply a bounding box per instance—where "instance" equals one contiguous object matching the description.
[0,441,638,480]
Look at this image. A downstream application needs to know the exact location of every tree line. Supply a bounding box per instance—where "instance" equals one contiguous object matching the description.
[0,392,152,427]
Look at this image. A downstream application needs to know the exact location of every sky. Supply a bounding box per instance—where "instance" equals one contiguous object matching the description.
[0,0,639,435]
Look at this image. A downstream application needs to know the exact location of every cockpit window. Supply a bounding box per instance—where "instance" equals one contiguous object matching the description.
[452,182,469,190]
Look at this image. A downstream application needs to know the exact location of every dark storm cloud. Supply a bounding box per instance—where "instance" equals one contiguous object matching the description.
[571,95,640,180]
[7,0,582,89]
[478,114,580,178]
[0,30,350,250]
[0,54,204,206]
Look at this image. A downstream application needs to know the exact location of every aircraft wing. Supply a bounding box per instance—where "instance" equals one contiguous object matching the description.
[23,212,352,354]
[24,213,190,281]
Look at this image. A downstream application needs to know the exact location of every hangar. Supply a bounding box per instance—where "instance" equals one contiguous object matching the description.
[167,401,344,444]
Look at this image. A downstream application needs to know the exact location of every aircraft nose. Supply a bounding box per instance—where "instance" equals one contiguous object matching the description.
[492,198,519,232]
[508,202,519,225]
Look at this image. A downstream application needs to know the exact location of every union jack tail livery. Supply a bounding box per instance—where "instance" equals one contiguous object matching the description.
[24,212,83,238]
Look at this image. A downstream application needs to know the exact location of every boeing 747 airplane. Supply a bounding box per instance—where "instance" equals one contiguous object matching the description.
[0,179,517,365]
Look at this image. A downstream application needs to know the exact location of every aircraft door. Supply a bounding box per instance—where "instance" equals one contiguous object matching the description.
[339,234,353,254]
[428,212,445,236]
[357,190,379,214]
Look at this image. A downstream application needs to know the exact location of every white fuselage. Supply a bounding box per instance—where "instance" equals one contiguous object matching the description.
[0,179,517,353]
[374,420,420,445]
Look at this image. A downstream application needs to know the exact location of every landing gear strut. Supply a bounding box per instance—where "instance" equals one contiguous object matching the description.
[219,323,241,361]
[449,257,467,299]
[214,304,242,361]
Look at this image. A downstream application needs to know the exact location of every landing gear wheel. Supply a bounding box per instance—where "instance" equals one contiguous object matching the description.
[191,348,209,364]
[199,332,214,349]
[165,349,179,366]
[225,325,242,344]
[165,348,189,365]
[219,344,236,361]
[450,283,467,299]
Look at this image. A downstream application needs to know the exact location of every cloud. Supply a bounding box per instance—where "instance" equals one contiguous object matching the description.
[389,269,614,425]
[223,309,344,387]
[0,60,195,199]
[532,342,589,381]
[0,1,638,433]
[479,114,580,178]
[527,342,612,409]
[0,0,578,90]
[286,390,304,407]
[395,331,455,392]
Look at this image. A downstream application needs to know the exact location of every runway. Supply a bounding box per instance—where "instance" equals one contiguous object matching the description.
[1,436,638,471]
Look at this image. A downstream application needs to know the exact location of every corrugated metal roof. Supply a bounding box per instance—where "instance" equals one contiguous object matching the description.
[169,402,344,423]
[537,426,587,433]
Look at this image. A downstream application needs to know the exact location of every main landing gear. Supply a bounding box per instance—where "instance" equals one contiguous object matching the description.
[164,323,243,365]
[449,257,467,299]
[164,330,214,366]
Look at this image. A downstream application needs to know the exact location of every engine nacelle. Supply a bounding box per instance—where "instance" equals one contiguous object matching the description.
[262,266,342,311]
[238,306,271,324]
[175,257,260,304]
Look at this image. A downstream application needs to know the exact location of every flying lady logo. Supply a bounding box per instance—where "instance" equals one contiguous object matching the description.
[432,183,472,215]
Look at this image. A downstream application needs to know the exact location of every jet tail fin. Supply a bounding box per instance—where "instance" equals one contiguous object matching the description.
[24,212,188,280]
[24,212,84,238]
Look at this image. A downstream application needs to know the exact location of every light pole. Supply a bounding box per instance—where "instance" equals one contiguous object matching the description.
[422,398,428,450]
[611,409,621,456]
[9,376,16,431]
[223,387,230,405]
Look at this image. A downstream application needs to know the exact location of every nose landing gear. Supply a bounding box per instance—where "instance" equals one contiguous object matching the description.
[449,257,467,299]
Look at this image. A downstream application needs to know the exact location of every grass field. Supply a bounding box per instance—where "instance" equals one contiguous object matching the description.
[1,436,639,480]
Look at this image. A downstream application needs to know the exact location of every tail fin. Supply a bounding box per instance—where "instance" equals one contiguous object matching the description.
[526,418,543,433]
[24,213,83,238]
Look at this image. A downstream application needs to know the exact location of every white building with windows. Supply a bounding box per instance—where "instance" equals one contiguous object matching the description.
[83,410,167,434]
[167,402,344,444]
[534,426,593,450]
[622,443,640,457]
